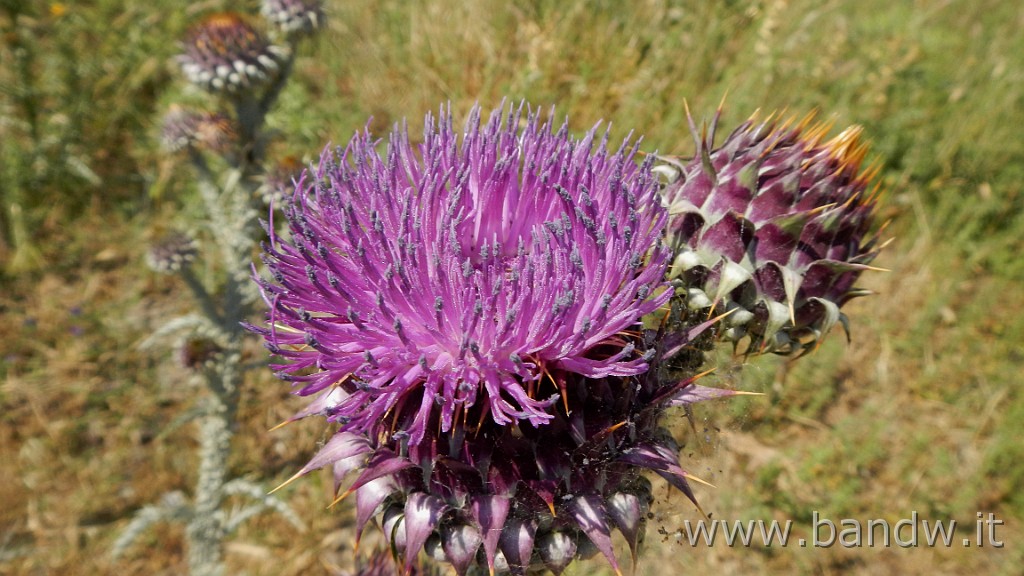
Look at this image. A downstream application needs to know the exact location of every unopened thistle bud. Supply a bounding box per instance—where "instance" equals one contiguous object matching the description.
[260,0,324,38]
[178,13,289,95]
[160,106,236,153]
[659,108,885,356]
[147,231,198,274]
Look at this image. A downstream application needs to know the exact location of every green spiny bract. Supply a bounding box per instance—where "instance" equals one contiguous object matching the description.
[656,109,886,357]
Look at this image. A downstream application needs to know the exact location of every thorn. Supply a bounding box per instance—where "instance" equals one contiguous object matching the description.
[807,117,834,146]
[268,419,293,432]
[328,488,353,509]
[696,504,710,521]
[684,404,696,435]
[608,421,629,433]
[475,402,490,437]
[707,292,745,322]
[268,470,305,495]
[706,300,717,320]
[796,110,821,139]
[600,420,628,438]
[708,90,729,144]
[684,99,701,153]
[540,361,569,414]
[804,202,837,218]
[690,367,718,381]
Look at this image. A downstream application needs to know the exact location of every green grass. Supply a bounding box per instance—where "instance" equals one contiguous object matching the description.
[2,0,1023,574]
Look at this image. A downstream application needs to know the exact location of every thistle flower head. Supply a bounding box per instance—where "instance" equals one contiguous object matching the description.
[177,12,288,94]
[261,0,324,37]
[147,230,198,273]
[160,106,236,153]
[255,103,754,576]
[658,109,884,355]
[255,102,671,447]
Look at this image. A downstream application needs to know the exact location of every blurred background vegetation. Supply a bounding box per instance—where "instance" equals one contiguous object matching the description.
[1,0,1021,574]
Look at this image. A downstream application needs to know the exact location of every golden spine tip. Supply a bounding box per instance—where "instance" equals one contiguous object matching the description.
[269,470,305,495]
[268,419,294,432]
[684,471,716,489]
[328,488,353,509]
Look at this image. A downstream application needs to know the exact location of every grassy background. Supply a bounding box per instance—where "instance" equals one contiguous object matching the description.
[2,0,1022,574]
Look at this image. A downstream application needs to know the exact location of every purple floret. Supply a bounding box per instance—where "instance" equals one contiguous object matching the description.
[254,102,671,447]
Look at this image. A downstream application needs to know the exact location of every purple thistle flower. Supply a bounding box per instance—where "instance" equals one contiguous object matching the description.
[255,103,671,447]
[254,103,753,575]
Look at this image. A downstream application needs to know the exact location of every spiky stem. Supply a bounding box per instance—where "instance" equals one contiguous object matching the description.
[186,348,241,576]
[178,152,255,576]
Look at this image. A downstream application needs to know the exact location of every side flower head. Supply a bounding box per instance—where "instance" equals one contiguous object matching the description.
[254,102,671,448]
[261,0,324,38]
[147,230,198,274]
[657,107,886,356]
[160,106,236,153]
[177,12,289,95]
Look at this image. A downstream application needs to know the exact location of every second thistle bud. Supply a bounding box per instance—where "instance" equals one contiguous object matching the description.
[147,230,198,274]
[659,110,884,356]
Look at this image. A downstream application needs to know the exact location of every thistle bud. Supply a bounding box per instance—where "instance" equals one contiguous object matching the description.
[178,13,289,95]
